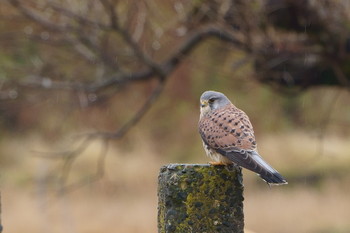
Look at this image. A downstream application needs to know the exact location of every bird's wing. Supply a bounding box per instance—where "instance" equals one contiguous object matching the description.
[217,148,287,184]
[199,104,257,151]
[199,104,287,184]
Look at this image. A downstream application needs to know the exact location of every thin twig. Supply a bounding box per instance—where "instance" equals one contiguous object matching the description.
[9,0,73,31]
[32,133,95,159]
[315,90,343,158]
[48,2,110,30]
[330,61,350,90]
[88,78,166,139]
[58,138,109,193]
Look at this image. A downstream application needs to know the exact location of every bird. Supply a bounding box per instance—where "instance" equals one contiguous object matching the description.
[198,90,287,185]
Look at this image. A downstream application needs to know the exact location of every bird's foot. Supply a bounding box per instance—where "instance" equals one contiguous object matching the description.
[209,161,226,166]
[225,163,238,172]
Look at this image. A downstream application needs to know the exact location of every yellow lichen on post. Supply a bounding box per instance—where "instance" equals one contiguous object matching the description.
[157,164,244,233]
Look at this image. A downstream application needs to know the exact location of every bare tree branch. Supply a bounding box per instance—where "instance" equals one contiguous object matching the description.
[330,61,350,90]
[3,1,252,192]
[57,138,109,193]
[9,0,73,31]
[89,79,166,139]
[10,0,350,193]
[48,2,110,30]
[99,0,119,30]
[314,91,343,159]
[32,78,166,192]
[20,26,245,94]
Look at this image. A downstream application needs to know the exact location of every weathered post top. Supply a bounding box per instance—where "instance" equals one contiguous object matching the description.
[158,164,244,233]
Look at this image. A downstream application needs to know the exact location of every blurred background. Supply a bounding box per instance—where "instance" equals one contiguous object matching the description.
[1,0,350,232]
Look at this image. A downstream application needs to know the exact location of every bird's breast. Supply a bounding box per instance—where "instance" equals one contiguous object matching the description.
[202,141,232,164]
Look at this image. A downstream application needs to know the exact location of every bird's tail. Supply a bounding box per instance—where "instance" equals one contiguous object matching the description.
[224,150,288,185]
[250,151,287,185]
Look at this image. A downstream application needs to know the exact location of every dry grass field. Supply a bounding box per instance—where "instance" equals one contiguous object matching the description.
[2,131,350,233]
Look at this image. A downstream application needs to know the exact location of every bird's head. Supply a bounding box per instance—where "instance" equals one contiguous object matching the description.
[200,91,231,117]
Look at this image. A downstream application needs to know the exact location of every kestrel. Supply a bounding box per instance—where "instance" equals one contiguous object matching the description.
[198,90,287,185]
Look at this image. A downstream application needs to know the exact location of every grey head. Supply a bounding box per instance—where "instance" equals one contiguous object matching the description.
[200,91,231,116]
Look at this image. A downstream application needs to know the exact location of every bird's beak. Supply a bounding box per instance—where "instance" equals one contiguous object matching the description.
[200,100,208,108]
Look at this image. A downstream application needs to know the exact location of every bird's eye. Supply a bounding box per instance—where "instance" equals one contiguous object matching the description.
[208,98,215,104]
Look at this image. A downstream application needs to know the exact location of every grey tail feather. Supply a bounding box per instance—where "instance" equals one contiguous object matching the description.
[259,171,288,185]
[219,149,288,185]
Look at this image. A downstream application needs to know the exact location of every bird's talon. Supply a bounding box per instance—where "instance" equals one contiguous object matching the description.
[209,161,226,166]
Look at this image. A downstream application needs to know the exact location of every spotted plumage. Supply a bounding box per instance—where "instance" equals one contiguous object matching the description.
[198,90,287,185]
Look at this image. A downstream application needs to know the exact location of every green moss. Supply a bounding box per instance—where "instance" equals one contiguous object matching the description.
[158,164,244,233]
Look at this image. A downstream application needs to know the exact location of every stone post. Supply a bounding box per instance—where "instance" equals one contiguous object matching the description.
[158,164,244,233]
